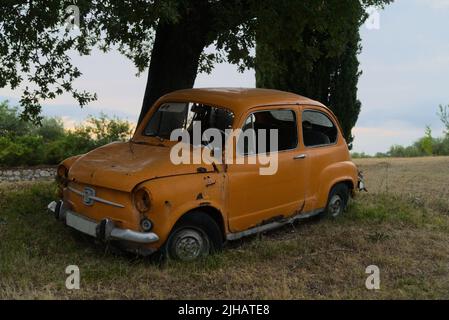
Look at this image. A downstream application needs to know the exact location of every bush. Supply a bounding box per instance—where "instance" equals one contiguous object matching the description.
[0,101,33,138]
[33,118,65,142]
[432,136,449,156]
[351,152,372,159]
[0,135,45,166]
[0,101,134,167]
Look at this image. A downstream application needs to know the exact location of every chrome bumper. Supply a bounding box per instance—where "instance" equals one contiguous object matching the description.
[47,201,159,244]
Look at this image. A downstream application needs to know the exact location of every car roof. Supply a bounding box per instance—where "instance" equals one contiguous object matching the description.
[158,88,326,115]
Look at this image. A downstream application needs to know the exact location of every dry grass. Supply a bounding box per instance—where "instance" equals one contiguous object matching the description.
[355,156,449,214]
[1,157,449,299]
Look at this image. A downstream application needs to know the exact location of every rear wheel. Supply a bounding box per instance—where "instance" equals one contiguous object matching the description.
[324,184,350,218]
[164,212,223,261]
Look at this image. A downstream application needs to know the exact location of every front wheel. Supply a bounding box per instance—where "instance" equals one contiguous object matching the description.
[324,184,350,218]
[164,212,223,261]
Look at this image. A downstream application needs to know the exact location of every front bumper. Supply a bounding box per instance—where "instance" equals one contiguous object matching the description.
[48,200,159,244]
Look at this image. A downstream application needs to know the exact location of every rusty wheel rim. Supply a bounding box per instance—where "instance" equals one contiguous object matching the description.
[173,229,209,261]
[329,194,343,217]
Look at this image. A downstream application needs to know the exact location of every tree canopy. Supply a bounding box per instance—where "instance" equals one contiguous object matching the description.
[255,0,392,144]
[0,0,255,123]
[1,0,392,135]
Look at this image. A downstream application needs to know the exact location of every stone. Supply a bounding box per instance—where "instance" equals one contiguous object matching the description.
[40,170,50,177]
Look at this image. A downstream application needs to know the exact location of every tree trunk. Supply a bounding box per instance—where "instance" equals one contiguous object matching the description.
[138,15,210,124]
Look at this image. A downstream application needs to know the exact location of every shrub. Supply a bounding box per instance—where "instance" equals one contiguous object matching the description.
[0,101,134,167]
[33,118,65,142]
[0,101,33,138]
[0,135,45,166]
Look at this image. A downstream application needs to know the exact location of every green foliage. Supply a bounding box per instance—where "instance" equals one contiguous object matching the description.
[0,1,256,123]
[255,0,393,145]
[388,144,423,158]
[351,152,372,159]
[34,117,65,141]
[1,0,394,124]
[0,101,133,167]
[387,131,448,158]
[419,126,433,156]
[0,101,33,137]
[0,135,45,166]
[80,113,134,145]
[432,136,449,155]
[438,105,449,136]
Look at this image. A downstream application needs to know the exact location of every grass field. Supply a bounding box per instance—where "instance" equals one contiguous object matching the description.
[1,157,449,299]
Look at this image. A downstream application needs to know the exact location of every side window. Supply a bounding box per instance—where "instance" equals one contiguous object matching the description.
[302,110,338,147]
[238,109,298,155]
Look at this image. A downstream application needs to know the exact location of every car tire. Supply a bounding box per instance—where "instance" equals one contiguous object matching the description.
[164,212,223,261]
[324,183,350,218]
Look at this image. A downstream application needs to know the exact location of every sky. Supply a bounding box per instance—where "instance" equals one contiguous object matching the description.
[1,0,449,154]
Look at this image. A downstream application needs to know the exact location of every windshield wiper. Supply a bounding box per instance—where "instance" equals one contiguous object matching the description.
[131,139,166,147]
[146,134,165,142]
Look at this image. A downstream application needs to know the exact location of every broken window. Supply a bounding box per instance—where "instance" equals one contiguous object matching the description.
[144,102,234,144]
[238,109,298,155]
[302,110,338,147]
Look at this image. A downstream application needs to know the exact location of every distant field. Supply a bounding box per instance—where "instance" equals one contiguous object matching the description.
[355,157,449,214]
[1,157,449,299]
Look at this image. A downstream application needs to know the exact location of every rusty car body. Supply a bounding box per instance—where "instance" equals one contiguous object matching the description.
[48,88,363,260]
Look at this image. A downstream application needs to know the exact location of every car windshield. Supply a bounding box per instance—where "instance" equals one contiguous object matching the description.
[144,102,234,145]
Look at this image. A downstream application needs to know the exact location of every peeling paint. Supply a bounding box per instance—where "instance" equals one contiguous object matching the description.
[204,176,216,187]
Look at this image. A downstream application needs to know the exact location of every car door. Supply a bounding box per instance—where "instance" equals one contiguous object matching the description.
[226,107,307,232]
[300,108,342,210]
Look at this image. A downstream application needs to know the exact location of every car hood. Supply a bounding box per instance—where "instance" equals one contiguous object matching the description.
[68,141,215,192]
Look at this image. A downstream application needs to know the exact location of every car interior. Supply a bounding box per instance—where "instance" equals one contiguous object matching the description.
[241,110,298,154]
[302,111,337,147]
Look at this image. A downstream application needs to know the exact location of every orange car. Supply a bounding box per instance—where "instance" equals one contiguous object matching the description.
[48,88,364,261]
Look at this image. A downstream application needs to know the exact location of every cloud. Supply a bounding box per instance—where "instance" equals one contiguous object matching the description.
[60,116,78,130]
[417,0,449,9]
[352,121,445,155]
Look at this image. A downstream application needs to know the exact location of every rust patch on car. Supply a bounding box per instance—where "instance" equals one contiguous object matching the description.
[204,176,216,187]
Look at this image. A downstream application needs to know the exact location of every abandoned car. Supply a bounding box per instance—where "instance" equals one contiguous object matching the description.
[48,88,364,261]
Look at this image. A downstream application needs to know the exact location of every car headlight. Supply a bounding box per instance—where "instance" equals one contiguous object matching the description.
[133,188,151,213]
[56,165,68,186]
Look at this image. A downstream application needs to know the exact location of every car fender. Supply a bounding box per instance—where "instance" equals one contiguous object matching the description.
[317,161,358,208]
[134,173,227,245]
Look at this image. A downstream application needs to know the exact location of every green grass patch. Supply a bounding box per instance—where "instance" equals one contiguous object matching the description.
[344,193,449,232]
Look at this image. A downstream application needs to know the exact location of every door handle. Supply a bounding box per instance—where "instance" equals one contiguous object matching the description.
[293,154,307,160]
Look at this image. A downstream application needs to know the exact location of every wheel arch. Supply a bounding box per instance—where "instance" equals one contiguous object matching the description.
[327,178,355,199]
[172,205,226,243]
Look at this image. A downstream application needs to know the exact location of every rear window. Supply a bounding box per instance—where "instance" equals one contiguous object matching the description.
[302,110,338,147]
